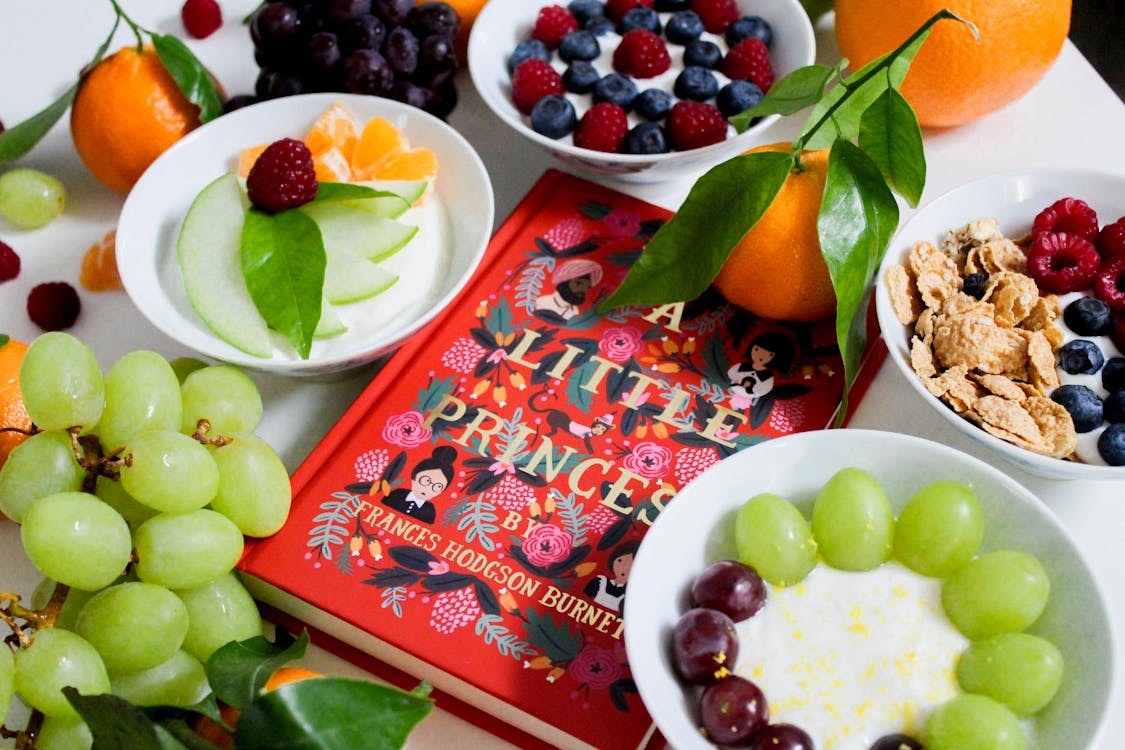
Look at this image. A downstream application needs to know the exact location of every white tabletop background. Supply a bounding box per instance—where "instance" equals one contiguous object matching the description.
[0,1,1121,747]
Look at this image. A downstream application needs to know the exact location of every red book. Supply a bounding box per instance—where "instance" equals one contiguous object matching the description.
[240,169,886,750]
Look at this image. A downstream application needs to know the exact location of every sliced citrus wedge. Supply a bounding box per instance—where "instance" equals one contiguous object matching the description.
[304,100,359,158]
[237,144,267,179]
[312,147,353,183]
[351,116,406,177]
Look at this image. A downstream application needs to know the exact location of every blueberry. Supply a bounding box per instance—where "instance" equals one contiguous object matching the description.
[530,95,578,139]
[567,0,605,25]
[1058,339,1106,375]
[654,0,690,10]
[674,65,719,101]
[1098,423,1125,465]
[665,10,704,44]
[508,39,550,75]
[594,72,638,109]
[634,88,673,120]
[1106,390,1125,423]
[726,15,773,47]
[585,16,615,36]
[717,80,764,117]
[1104,357,1125,391]
[1063,296,1113,335]
[619,7,661,34]
[962,272,988,299]
[684,39,722,69]
[559,30,600,62]
[1051,384,1104,433]
[563,61,601,93]
[622,122,669,154]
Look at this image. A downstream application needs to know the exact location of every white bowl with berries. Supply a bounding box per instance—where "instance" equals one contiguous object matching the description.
[875,168,1125,480]
[467,0,815,182]
[624,429,1114,750]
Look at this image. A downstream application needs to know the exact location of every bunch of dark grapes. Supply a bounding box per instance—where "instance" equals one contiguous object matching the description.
[236,0,461,119]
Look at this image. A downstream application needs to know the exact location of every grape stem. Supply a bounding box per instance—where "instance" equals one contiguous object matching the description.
[190,419,234,447]
[65,426,124,491]
[1,582,71,747]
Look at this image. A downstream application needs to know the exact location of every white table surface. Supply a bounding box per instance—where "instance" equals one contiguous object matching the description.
[1,2,1121,748]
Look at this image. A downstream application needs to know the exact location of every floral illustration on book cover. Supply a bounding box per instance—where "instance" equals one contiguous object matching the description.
[288,176,848,744]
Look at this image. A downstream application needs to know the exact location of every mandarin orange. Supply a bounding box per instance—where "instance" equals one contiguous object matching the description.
[0,337,32,469]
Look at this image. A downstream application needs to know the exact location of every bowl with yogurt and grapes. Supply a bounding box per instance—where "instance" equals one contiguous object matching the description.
[468,0,815,181]
[624,430,1114,750]
[116,92,493,377]
[875,168,1125,479]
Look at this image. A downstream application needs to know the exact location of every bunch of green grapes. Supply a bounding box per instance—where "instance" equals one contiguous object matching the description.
[0,332,292,746]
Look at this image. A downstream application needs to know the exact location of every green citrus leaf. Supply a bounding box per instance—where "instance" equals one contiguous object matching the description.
[599,150,792,310]
[858,87,926,207]
[240,208,326,359]
[0,334,10,348]
[233,678,433,750]
[0,84,78,164]
[315,182,407,205]
[731,63,839,129]
[151,33,223,123]
[64,689,182,750]
[818,139,899,421]
[206,630,309,710]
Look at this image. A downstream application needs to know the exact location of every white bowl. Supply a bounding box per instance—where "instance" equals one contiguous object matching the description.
[467,0,815,183]
[117,93,494,377]
[874,168,1125,480]
[624,429,1115,750]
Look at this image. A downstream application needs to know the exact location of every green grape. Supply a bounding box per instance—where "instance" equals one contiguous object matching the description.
[0,168,66,229]
[893,480,984,577]
[95,350,183,452]
[734,493,817,586]
[180,365,263,438]
[0,430,85,522]
[169,356,208,383]
[924,693,1028,750]
[21,492,131,591]
[956,632,1064,716]
[13,628,110,719]
[211,433,292,537]
[942,549,1050,640]
[111,649,209,707]
[30,578,102,632]
[176,572,264,663]
[120,429,220,513]
[94,475,158,529]
[810,467,894,571]
[37,716,93,750]
[75,582,190,674]
[0,642,13,726]
[20,332,104,432]
[134,509,245,589]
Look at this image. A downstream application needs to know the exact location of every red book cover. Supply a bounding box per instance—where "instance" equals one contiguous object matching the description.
[240,169,886,750]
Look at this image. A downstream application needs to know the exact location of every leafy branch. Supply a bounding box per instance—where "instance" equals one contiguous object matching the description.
[601,10,976,421]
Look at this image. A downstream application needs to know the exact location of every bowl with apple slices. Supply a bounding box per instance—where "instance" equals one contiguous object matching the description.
[116,93,494,377]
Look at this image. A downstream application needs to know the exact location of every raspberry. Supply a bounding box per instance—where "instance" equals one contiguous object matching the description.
[666,100,728,151]
[246,138,318,213]
[532,5,579,50]
[691,0,740,33]
[511,58,565,114]
[573,102,629,153]
[722,37,774,91]
[1096,217,1125,259]
[613,29,671,79]
[181,0,223,40]
[1025,232,1100,294]
[0,240,19,282]
[27,281,80,331]
[606,0,654,22]
[1032,197,1100,241]
[1094,256,1125,311]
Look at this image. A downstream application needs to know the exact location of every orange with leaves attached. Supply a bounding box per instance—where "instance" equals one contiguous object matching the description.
[0,337,32,470]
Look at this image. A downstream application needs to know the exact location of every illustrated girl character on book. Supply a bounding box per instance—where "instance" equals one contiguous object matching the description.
[534,258,604,322]
[583,540,639,614]
[727,331,796,411]
[380,446,457,525]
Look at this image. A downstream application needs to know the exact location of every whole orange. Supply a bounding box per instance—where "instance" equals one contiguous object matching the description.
[0,337,32,469]
[192,667,324,747]
[71,45,203,193]
[834,0,1071,128]
[713,144,836,323]
[446,0,489,58]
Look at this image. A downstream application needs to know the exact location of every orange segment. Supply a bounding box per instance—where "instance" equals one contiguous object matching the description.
[80,229,122,292]
[312,147,353,183]
[361,147,438,182]
[304,101,359,158]
[351,117,406,177]
[237,144,267,179]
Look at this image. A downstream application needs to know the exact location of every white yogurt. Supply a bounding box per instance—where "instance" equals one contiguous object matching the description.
[734,562,968,750]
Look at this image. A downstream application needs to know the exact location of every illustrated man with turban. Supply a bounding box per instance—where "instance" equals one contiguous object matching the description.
[535,259,604,321]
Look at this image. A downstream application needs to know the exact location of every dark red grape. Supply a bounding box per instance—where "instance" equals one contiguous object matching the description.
[691,560,767,622]
[255,69,307,99]
[671,608,739,685]
[406,1,460,39]
[383,26,420,77]
[749,724,815,750]
[250,2,302,53]
[27,282,81,331]
[221,94,258,115]
[418,33,456,72]
[425,80,458,118]
[341,49,394,95]
[392,80,437,110]
[869,734,924,750]
[305,31,342,75]
[372,0,413,26]
[326,0,372,22]
[699,676,769,746]
[295,2,326,34]
[340,14,387,52]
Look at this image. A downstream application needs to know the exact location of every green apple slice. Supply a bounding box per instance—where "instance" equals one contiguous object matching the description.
[342,180,427,218]
[300,202,418,262]
[324,253,399,304]
[314,298,347,338]
[177,172,272,358]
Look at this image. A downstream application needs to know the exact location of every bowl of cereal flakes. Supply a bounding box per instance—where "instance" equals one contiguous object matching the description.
[875,168,1125,480]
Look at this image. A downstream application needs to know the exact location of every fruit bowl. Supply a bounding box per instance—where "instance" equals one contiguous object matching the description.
[466,0,815,183]
[116,92,494,378]
[874,168,1125,480]
[624,429,1115,749]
